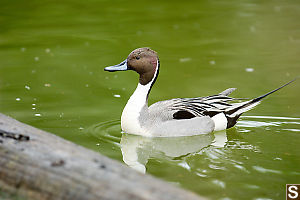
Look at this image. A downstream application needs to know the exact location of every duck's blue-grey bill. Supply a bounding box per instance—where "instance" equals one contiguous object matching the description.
[104,60,128,72]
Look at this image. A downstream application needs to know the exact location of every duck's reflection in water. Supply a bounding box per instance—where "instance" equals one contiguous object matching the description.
[120,131,227,173]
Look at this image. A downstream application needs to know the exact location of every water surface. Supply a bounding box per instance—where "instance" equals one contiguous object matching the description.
[0,0,299,199]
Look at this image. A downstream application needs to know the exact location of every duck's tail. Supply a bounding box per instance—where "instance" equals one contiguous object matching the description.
[225,78,296,128]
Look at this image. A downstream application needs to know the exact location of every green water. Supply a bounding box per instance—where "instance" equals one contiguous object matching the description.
[0,0,299,199]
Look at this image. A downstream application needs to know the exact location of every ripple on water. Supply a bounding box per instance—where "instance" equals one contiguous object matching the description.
[237,120,281,127]
[226,140,261,153]
[212,179,226,188]
[177,162,191,171]
[233,164,250,173]
[85,120,122,146]
[238,116,300,129]
[252,166,282,174]
[241,116,300,120]
[244,184,260,190]
[282,128,300,132]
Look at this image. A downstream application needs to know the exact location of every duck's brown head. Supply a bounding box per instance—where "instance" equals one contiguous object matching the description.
[105,47,159,85]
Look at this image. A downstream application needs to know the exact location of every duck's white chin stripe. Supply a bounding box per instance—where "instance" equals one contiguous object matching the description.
[149,59,159,84]
[212,113,228,131]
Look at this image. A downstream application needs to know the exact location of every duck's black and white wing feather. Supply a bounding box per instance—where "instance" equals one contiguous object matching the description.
[149,88,243,128]
[149,79,295,130]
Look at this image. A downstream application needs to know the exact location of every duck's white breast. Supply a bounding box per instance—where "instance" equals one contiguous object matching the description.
[121,83,151,136]
[121,102,144,135]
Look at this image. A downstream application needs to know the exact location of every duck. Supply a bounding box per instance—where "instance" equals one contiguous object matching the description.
[104,47,295,137]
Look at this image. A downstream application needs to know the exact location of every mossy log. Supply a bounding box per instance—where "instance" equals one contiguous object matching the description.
[0,113,205,200]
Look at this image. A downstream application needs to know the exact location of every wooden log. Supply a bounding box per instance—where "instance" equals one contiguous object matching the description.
[0,113,206,200]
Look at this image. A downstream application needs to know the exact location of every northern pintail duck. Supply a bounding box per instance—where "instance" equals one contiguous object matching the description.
[105,47,294,137]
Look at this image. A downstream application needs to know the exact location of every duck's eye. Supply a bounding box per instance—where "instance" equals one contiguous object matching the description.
[136,56,140,60]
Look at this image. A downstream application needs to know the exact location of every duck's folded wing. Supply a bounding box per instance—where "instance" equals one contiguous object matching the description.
[149,89,239,120]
